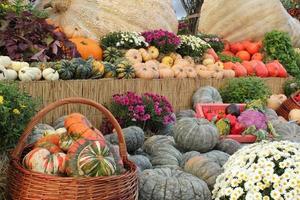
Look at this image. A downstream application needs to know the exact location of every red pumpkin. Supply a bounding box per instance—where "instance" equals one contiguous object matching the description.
[251,53,263,61]
[273,60,288,77]
[232,63,247,77]
[236,51,251,61]
[230,42,244,54]
[242,61,255,75]
[223,62,236,70]
[245,42,260,55]
[266,62,279,77]
[251,61,268,77]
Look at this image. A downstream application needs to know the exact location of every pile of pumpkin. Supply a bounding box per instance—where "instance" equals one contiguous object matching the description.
[24,113,125,177]
[221,40,288,78]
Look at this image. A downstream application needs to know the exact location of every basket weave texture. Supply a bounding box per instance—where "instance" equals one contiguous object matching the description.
[7,98,138,200]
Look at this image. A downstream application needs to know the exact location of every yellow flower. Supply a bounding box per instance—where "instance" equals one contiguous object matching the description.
[0,96,4,104]
[20,104,27,108]
[13,108,21,115]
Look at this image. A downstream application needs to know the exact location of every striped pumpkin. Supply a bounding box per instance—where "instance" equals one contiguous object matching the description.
[23,148,66,175]
[66,139,116,177]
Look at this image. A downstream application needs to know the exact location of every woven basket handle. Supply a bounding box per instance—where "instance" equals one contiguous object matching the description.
[11,97,128,161]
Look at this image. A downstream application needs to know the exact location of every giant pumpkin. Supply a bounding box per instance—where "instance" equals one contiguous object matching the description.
[139,168,212,200]
[35,0,178,41]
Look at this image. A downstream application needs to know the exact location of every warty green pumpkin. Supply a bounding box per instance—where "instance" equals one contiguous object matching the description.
[66,139,116,177]
[105,126,145,154]
[139,168,212,200]
[184,155,223,189]
[174,118,219,153]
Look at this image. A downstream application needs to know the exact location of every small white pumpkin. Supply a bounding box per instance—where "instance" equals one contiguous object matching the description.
[10,61,30,72]
[0,56,12,68]
[288,109,300,124]
[18,67,41,81]
[0,65,7,80]
[5,69,18,80]
[42,68,59,81]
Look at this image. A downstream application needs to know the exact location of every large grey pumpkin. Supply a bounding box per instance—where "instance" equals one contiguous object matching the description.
[176,109,196,121]
[203,150,230,167]
[192,86,222,108]
[139,168,212,200]
[27,124,55,144]
[52,115,67,130]
[184,156,223,189]
[105,126,145,153]
[143,135,175,155]
[271,120,300,143]
[156,123,174,136]
[174,118,219,153]
[180,151,201,168]
[215,139,241,155]
[129,155,152,171]
[150,144,182,167]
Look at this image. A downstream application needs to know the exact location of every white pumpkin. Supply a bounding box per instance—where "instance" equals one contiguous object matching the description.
[42,68,59,81]
[0,56,12,68]
[10,61,30,71]
[5,69,18,80]
[0,66,7,80]
[18,67,42,81]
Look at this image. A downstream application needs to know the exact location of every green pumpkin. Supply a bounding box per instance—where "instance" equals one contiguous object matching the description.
[116,59,135,79]
[66,139,117,177]
[103,61,118,78]
[72,58,93,79]
[103,47,123,64]
[55,60,76,80]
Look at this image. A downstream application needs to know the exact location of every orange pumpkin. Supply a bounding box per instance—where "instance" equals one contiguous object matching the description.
[35,134,61,147]
[172,66,187,78]
[70,38,103,60]
[135,66,154,79]
[159,67,174,78]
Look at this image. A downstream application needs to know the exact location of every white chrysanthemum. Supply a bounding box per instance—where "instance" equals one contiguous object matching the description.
[213,141,300,199]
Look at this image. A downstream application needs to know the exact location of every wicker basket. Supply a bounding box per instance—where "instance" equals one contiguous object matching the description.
[276,91,300,120]
[7,98,138,200]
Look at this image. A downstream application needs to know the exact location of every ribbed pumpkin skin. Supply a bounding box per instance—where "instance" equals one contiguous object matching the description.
[56,60,76,80]
[180,151,201,168]
[271,120,300,143]
[192,86,222,108]
[176,109,196,121]
[72,58,93,79]
[139,168,212,200]
[27,123,55,144]
[156,123,174,136]
[105,126,145,153]
[129,155,152,171]
[66,139,116,177]
[203,150,230,167]
[265,108,278,121]
[150,144,182,167]
[215,139,242,155]
[184,156,223,189]
[35,142,62,154]
[174,118,219,153]
[143,135,175,155]
[23,148,66,175]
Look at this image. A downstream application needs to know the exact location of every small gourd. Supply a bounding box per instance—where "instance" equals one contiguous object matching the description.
[212,71,224,79]
[91,60,105,79]
[125,49,142,64]
[159,67,174,78]
[223,69,235,78]
[139,48,152,62]
[185,66,197,78]
[135,65,154,79]
[172,65,187,78]
[202,58,215,66]
[147,46,159,59]
[5,69,18,80]
[0,56,12,68]
[161,56,174,67]
[42,68,59,81]
[288,109,300,124]
[10,61,30,72]
[18,67,42,81]
[0,66,7,80]
[174,58,191,67]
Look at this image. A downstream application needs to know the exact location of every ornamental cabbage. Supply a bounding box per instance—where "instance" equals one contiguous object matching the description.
[238,110,267,130]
